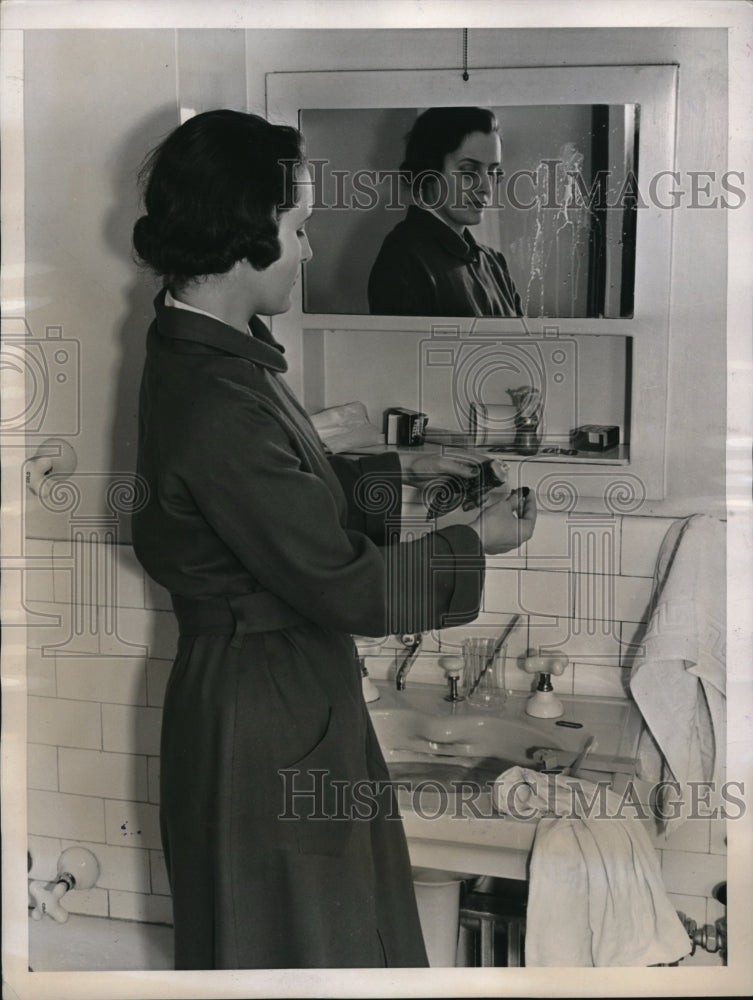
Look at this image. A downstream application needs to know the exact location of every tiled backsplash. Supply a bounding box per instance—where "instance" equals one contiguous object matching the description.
[23,512,726,963]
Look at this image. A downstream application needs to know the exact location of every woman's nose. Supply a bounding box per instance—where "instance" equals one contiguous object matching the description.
[477,171,493,199]
[300,233,313,263]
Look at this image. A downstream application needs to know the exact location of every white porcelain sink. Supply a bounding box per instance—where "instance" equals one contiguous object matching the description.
[367,679,643,880]
[369,682,588,816]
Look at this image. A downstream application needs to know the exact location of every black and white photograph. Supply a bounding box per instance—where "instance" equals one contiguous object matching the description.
[1,2,751,998]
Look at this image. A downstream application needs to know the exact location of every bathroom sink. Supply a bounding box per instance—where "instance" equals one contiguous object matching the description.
[368,681,581,811]
[366,678,643,879]
[386,757,517,805]
[370,683,575,760]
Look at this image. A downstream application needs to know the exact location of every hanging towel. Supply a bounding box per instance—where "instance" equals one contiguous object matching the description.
[493,767,691,967]
[628,514,726,833]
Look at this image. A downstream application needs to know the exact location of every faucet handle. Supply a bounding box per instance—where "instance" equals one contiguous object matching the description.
[522,653,568,676]
[438,656,463,678]
[438,656,465,702]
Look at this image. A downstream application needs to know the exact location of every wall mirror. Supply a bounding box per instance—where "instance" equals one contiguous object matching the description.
[267,65,676,329]
[300,103,638,318]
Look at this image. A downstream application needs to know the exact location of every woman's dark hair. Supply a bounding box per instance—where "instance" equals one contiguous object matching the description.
[133,109,305,287]
[400,107,499,199]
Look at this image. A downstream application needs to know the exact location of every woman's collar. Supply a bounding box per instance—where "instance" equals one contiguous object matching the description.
[154,287,288,373]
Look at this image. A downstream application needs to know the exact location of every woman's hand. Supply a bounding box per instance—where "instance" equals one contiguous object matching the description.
[400,450,507,488]
[468,487,537,554]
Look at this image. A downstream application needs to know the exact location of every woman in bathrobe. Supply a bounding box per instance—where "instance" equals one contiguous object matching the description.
[131,109,536,970]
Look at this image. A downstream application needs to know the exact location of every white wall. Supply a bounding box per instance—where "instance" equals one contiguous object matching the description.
[22,29,247,542]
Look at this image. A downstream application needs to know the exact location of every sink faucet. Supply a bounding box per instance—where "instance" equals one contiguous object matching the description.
[395,633,423,691]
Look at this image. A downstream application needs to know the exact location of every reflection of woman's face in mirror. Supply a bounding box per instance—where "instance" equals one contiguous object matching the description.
[422,130,503,235]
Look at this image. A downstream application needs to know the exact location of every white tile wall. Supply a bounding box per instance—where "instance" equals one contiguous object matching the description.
[478,567,523,617]
[147,757,160,804]
[26,649,57,697]
[144,576,174,612]
[518,569,571,618]
[23,539,55,561]
[619,621,645,665]
[706,895,726,931]
[109,889,173,924]
[661,849,727,898]
[50,539,72,605]
[620,516,674,577]
[439,620,529,670]
[56,655,147,705]
[58,748,148,802]
[24,606,69,651]
[523,511,576,567]
[483,547,527,573]
[103,607,178,660]
[709,818,727,855]
[527,617,592,659]
[652,817,712,854]
[572,663,630,698]
[60,839,151,894]
[61,886,110,918]
[27,744,58,791]
[24,567,57,605]
[102,704,161,756]
[149,851,171,896]
[104,799,162,851]
[667,890,707,926]
[28,835,63,881]
[612,575,654,624]
[28,789,105,843]
[146,659,171,708]
[24,515,726,926]
[116,545,147,609]
[28,696,101,749]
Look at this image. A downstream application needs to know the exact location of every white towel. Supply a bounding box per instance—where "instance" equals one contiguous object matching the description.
[493,767,691,967]
[629,515,726,833]
[309,401,384,453]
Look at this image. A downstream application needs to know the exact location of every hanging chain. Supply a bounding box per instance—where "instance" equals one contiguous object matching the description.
[462,28,469,81]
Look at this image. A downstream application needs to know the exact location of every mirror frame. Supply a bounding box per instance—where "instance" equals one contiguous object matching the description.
[266,65,678,505]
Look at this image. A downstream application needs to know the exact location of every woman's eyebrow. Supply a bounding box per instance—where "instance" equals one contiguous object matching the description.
[457,157,501,169]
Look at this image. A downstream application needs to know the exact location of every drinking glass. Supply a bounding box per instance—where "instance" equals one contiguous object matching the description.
[461,637,508,709]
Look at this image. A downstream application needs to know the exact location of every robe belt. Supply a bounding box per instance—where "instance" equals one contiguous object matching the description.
[171,592,310,648]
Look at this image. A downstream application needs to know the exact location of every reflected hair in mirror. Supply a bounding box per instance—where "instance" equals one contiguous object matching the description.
[400,107,499,199]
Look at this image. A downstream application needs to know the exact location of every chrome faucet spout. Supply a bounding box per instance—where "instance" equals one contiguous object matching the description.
[395,633,422,690]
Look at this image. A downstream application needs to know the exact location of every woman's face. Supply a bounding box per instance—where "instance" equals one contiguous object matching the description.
[250,170,313,316]
[426,130,503,234]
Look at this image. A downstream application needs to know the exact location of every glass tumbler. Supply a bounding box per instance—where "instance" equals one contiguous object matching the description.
[461,637,508,709]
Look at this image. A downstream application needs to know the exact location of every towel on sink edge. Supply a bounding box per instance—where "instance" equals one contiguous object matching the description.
[492,767,691,967]
[628,514,726,835]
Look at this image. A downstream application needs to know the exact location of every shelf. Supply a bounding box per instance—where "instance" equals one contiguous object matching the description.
[345,441,630,466]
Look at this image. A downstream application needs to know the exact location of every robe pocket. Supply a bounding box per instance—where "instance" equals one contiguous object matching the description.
[278,707,355,858]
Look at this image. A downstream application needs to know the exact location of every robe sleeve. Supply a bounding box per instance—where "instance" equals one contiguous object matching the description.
[326,452,402,546]
[327,451,486,634]
[185,387,484,638]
